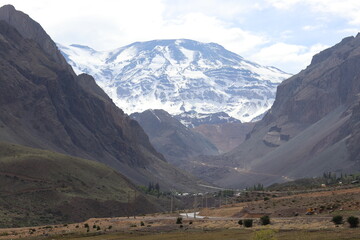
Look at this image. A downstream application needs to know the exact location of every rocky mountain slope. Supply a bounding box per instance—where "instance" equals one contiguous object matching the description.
[58,40,291,123]
[189,34,360,188]
[192,122,255,153]
[130,109,218,167]
[0,5,200,192]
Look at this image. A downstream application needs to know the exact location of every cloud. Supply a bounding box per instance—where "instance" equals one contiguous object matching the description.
[1,0,268,54]
[265,0,302,9]
[302,25,323,31]
[250,42,328,74]
[1,0,358,73]
[266,0,360,25]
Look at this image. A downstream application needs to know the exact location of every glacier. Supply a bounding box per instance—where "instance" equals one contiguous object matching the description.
[58,39,291,123]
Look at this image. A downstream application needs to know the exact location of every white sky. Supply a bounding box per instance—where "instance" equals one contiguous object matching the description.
[1,0,359,73]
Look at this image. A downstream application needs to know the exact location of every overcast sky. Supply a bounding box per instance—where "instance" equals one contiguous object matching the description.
[1,0,359,73]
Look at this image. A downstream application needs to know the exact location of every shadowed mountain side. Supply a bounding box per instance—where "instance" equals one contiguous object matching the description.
[130,109,219,167]
[0,6,201,192]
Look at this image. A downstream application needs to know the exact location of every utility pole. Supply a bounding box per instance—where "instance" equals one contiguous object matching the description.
[193,194,197,219]
[133,190,136,219]
[219,191,222,208]
[127,190,130,218]
[170,193,173,214]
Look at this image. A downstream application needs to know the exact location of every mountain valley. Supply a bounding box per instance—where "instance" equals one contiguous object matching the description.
[1,3,360,236]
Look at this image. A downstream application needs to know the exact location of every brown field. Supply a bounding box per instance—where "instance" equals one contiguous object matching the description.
[1,186,360,240]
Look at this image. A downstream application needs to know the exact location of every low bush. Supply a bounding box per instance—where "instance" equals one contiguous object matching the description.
[244,219,253,228]
[253,229,277,240]
[176,217,183,224]
[347,216,359,228]
[332,215,343,225]
[260,215,270,225]
[238,219,243,225]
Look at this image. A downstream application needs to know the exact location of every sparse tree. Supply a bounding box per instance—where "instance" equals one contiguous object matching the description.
[244,219,253,228]
[347,216,359,228]
[176,217,183,224]
[332,215,343,225]
[260,215,270,225]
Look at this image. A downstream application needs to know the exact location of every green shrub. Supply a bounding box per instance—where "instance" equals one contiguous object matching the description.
[347,216,359,228]
[244,219,253,228]
[84,223,89,228]
[260,215,270,225]
[332,215,343,225]
[140,221,145,226]
[108,225,112,229]
[252,229,277,240]
[96,226,101,231]
[93,224,97,229]
[176,217,183,224]
[238,219,243,225]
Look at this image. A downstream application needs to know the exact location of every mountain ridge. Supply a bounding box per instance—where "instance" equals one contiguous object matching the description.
[58,39,291,123]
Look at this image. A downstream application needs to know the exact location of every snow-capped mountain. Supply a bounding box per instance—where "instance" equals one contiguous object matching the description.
[58,39,291,122]
[174,111,240,128]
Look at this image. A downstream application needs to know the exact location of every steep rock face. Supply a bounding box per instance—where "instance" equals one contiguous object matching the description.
[0,6,199,191]
[188,34,360,188]
[58,40,291,123]
[264,35,360,127]
[130,109,218,167]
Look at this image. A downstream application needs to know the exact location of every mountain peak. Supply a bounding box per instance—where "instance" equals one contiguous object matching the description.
[0,4,69,68]
[0,4,16,12]
[59,39,291,122]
